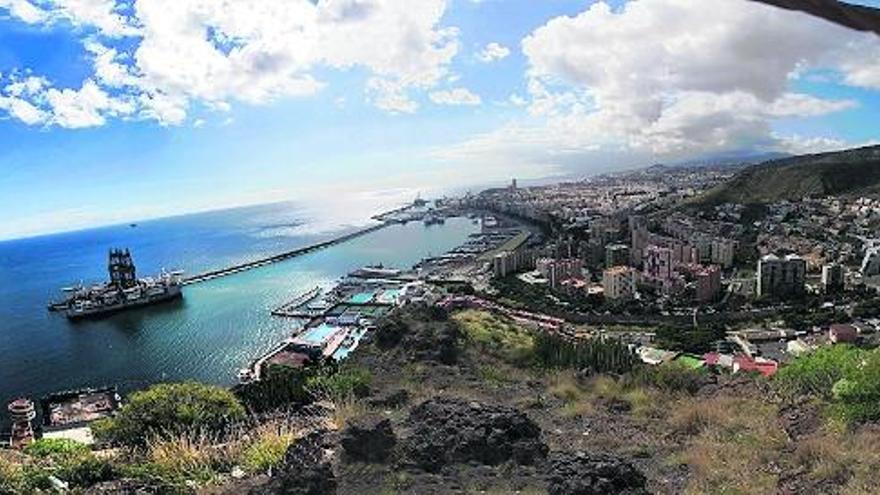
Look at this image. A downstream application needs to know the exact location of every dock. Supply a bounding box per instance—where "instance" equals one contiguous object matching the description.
[271,286,325,318]
[182,223,389,286]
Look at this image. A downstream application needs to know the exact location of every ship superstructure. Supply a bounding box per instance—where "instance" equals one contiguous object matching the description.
[49,249,183,320]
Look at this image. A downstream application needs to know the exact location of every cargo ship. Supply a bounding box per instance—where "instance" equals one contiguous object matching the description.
[48,249,183,320]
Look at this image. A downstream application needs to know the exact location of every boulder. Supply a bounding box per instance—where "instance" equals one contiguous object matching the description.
[546,452,648,495]
[405,398,547,471]
[340,415,397,463]
[251,430,336,495]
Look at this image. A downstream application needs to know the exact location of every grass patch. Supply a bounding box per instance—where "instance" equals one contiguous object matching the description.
[239,421,298,474]
[453,310,535,367]
[673,397,786,494]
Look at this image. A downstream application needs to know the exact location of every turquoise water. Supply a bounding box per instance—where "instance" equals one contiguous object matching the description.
[348,291,376,304]
[0,204,478,406]
[299,323,340,345]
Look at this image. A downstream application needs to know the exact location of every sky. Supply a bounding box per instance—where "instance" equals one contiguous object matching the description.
[0,0,880,240]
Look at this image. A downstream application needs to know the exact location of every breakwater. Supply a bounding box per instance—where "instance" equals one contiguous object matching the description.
[182,222,389,285]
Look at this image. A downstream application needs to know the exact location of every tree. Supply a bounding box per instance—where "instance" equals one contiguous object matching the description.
[92,382,245,447]
[234,364,318,413]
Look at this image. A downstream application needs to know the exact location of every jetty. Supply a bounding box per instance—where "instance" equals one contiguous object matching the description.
[182,223,388,286]
[271,286,325,318]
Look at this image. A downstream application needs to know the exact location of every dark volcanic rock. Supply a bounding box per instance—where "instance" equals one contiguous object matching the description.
[546,452,648,495]
[375,304,462,364]
[405,398,548,471]
[368,388,410,409]
[340,415,397,463]
[251,430,336,495]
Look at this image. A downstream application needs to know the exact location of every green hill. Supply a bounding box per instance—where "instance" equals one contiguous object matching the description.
[693,144,880,206]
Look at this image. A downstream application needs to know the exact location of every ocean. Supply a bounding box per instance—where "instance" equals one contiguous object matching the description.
[0,201,479,408]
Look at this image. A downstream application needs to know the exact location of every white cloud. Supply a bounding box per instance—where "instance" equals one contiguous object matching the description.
[432,0,880,177]
[476,42,510,63]
[0,0,460,126]
[0,0,136,36]
[429,87,481,106]
[513,0,880,156]
[45,79,134,128]
[0,0,47,23]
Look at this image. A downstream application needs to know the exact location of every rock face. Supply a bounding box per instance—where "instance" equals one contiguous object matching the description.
[375,305,461,364]
[405,398,547,471]
[340,415,397,463]
[251,430,336,495]
[546,452,648,495]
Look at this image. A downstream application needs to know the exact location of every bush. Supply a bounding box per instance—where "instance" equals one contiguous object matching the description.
[453,310,535,366]
[234,364,318,414]
[828,351,880,423]
[239,422,297,474]
[23,438,89,459]
[774,345,865,399]
[653,324,726,354]
[626,361,704,394]
[94,382,246,448]
[0,456,25,495]
[306,365,372,401]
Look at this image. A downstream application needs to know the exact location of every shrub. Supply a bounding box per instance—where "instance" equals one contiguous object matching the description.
[94,382,246,448]
[23,438,89,459]
[653,324,726,354]
[239,422,297,474]
[234,364,317,413]
[828,351,880,423]
[453,310,535,366]
[774,345,865,400]
[0,456,25,495]
[626,362,704,394]
[306,365,372,401]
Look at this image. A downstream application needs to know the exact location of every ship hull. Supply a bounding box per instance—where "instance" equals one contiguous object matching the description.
[65,286,182,320]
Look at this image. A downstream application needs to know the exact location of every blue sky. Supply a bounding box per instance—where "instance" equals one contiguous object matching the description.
[0,0,879,240]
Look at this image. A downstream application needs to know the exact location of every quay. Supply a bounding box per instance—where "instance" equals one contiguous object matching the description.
[182,222,389,286]
[271,286,324,318]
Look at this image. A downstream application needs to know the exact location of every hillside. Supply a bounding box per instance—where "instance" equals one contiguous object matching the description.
[692,144,880,206]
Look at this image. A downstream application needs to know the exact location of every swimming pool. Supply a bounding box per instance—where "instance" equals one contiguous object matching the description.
[348,291,376,304]
[298,323,341,345]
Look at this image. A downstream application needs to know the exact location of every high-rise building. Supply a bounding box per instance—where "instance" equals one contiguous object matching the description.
[493,249,537,278]
[605,244,630,269]
[711,239,736,269]
[821,263,845,292]
[537,258,584,288]
[757,254,806,298]
[643,245,673,281]
[603,266,637,300]
[695,265,722,303]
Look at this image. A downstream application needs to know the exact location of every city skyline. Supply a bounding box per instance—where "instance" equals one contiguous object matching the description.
[2,0,880,240]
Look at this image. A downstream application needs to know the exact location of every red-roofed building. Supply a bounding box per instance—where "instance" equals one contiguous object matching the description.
[733,355,778,377]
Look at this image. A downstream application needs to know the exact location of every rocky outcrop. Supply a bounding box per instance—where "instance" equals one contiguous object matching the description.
[340,415,397,463]
[375,304,462,364]
[405,398,547,471]
[546,452,648,495]
[368,388,410,409]
[251,430,336,495]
